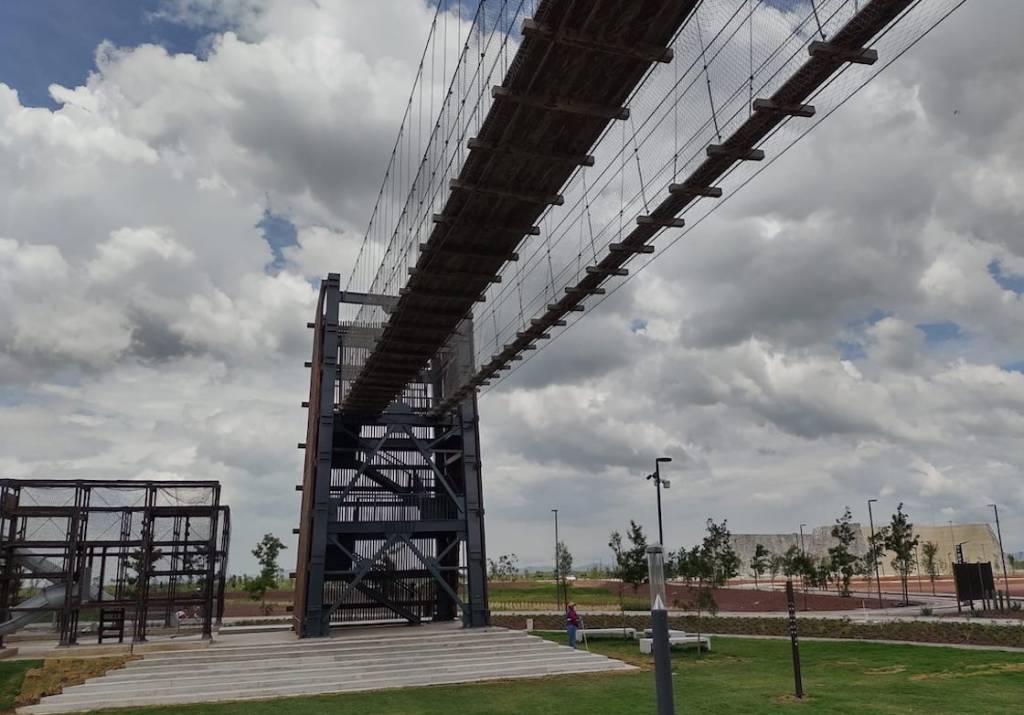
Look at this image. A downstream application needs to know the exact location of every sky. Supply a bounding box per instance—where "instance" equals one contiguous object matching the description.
[0,0,1022,574]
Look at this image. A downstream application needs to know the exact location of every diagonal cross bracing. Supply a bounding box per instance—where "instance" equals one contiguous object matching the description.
[343,0,703,413]
[432,0,925,415]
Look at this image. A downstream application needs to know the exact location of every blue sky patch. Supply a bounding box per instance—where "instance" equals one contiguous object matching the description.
[1002,361,1024,374]
[0,1,205,109]
[629,318,648,333]
[916,321,963,344]
[257,210,299,271]
[988,259,1024,294]
[837,340,866,361]
[846,308,890,329]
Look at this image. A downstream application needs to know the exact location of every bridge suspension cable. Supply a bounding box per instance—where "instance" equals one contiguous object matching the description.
[339,0,965,415]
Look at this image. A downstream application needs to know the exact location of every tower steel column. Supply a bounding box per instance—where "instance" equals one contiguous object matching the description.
[293,276,489,636]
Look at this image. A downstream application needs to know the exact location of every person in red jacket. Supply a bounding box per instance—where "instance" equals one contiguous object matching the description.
[565,601,580,649]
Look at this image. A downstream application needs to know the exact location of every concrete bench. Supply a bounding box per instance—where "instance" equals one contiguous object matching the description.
[642,628,689,639]
[638,634,711,654]
[579,627,636,640]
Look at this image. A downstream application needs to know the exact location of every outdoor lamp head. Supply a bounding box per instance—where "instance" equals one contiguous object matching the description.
[646,544,667,610]
[656,457,672,464]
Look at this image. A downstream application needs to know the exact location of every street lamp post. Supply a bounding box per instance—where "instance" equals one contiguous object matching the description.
[799,524,807,555]
[552,509,561,613]
[868,499,883,608]
[989,504,1011,605]
[647,457,673,546]
[646,545,676,715]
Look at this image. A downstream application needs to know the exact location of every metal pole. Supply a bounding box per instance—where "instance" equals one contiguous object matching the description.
[647,545,675,715]
[552,509,560,613]
[915,544,923,592]
[799,524,806,555]
[990,504,1011,607]
[868,500,882,608]
[785,579,804,698]
[655,462,664,547]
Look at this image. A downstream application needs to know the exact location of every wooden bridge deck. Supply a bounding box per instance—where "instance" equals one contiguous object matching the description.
[343,0,700,412]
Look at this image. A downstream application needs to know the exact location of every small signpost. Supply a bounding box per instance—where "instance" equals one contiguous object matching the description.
[785,579,804,699]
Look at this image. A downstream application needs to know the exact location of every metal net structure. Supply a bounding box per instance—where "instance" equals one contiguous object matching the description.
[0,479,230,646]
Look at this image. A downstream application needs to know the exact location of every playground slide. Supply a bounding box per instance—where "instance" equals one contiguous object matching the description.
[0,582,68,636]
[0,549,99,636]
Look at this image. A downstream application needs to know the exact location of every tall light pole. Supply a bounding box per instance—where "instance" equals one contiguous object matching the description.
[990,504,1011,602]
[646,545,676,715]
[552,509,561,613]
[647,457,672,546]
[799,524,807,555]
[868,499,883,608]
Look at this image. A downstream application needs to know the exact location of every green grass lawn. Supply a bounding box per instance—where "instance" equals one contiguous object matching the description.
[22,636,1020,715]
[488,581,647,610]
[0,658,39,711]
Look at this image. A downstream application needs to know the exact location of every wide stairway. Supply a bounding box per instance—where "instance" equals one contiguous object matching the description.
[21,627,634,713]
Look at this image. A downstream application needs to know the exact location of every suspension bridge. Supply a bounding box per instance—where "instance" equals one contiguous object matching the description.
[292,0,964,637]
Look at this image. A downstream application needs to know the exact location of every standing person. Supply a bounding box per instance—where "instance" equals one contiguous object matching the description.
[565,601,581,649]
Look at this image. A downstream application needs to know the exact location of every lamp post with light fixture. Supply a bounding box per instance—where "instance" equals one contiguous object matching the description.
[868,499,883,608]
[647,457,672,546]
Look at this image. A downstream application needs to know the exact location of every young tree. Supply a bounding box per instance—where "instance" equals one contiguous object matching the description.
[609,521,648,605]
[781,545,803,577]
[678,519,740,657]
[750,544,771,590]
[246,533,286,615]
[703,519,741,588]
[779,544,815,607]
[884,504,919,605]
[768,553,783,590]
[921,541,941,596]
[556,541,573,602]
[829,507,859,597]
[488,553,520,581]
[814,558,832,591]
[862,526,889,591]
[126,545,164,599]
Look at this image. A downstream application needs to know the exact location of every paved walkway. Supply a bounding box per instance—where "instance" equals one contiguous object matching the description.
[709,632,1024,653]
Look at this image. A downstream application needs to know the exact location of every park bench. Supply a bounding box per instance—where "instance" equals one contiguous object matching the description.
[638,632,711,654]
[578,627,636,640]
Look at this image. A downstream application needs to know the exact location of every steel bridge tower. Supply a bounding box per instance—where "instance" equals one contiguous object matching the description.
[292,274,488,636]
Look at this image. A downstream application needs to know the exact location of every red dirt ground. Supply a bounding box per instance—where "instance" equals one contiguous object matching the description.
[667,584,901,611]
[585,580,902,611]
[223,589,294,617]
[220,577,1024,617]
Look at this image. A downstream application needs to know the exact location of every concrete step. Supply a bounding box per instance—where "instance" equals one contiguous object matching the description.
[23,657,633,713]
[97,640,562,681]
[122,637,546,672]
[18,629,635,714]
[135,630,529,665]
[149,626,512,659]
[63,649,604,697]
[74,643,576,687]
